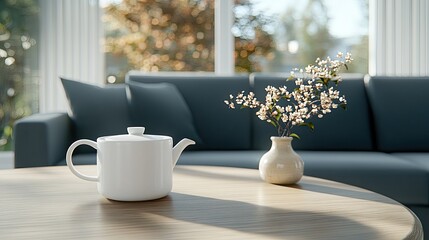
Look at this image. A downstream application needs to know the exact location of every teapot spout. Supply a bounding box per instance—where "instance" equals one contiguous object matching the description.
[172,138,195,167]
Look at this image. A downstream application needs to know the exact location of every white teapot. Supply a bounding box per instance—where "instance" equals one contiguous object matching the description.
[66,127,195,201]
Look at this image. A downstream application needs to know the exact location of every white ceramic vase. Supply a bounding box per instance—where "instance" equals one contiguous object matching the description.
[259,136,304,185]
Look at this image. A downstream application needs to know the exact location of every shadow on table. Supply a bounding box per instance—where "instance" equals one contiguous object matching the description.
[175,166,399,205]
[94,192,382,239]
[291,181,400,205]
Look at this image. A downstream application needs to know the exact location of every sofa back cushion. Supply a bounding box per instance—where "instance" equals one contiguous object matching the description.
[366,76,429,152]
[126,81,203,146]
[126,71,252,150]
[251,74,374,151]
[61,78,131,151]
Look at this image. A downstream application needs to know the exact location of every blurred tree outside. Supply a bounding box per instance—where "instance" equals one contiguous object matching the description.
[103,0,275,83]
[0,0,38,151]
[345,0,368,73]
[269,0,334,71]
[347,35,368,73]
[233,0,275,72]
[298,0,333,65]
[254,0,368,73]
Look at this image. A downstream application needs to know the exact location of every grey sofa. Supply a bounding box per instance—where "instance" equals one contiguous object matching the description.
[14,72,429,237]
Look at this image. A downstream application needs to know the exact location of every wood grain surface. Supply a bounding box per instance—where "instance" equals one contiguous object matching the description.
[0,165,423,239]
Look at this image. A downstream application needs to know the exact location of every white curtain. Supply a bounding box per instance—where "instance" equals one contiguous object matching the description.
[39,0,104,113]
[370,0,429,76]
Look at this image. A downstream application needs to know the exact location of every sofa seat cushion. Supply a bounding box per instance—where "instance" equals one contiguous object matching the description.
[61,78,131,150]
[57,153,96,166]
[178,151,263,169]
[391,153,429,170]
[300,151,429,205]
[126,81,202,146]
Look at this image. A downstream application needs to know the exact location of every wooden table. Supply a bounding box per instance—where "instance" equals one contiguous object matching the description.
[0,165,423,239]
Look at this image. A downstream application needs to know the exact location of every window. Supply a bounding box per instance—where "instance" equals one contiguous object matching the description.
[102,0,369,83]
[103,0,215,83]
[234,0,368,73]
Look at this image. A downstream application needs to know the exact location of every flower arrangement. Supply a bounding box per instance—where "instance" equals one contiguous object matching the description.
[225,52,353,139]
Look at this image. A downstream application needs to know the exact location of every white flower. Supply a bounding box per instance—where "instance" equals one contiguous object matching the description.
[225,52,352,138]
[281,114,288,122]
[345,52,353,63]
[224,100,235,109]
[279,86,288,94]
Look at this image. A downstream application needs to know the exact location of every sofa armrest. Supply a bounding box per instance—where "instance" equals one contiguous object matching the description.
[14,113,72,168]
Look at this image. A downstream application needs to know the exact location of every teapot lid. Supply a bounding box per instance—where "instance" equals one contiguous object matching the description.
[100,127,171,142]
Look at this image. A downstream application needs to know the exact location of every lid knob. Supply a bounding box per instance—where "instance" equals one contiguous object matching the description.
[127,127,145,136]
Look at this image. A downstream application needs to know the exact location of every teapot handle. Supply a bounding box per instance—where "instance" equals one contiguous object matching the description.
[66,139,99,182]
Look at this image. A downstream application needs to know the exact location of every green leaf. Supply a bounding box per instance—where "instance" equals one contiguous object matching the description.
[323,78,329,85]
[289,133,300,139]
[299,122,315,131]
[268,120,277,128]
[340,104,347,110]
